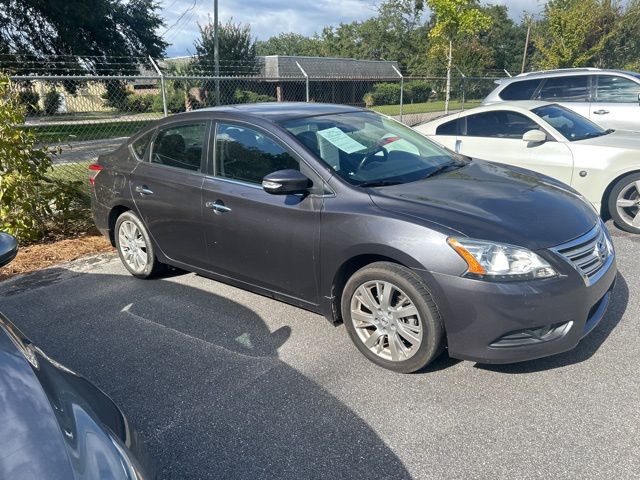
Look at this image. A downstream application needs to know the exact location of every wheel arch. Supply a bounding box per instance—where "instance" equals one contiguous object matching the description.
[600,169,640,219]
[107,205,132,246]
[328,247,424,324]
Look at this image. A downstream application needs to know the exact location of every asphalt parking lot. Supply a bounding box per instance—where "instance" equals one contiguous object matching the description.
[0,221,638,480]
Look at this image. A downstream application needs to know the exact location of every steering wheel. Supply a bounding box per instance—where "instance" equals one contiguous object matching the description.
[358,145,388,170]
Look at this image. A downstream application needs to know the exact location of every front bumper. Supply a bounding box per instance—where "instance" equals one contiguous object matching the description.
[417,253,617,364]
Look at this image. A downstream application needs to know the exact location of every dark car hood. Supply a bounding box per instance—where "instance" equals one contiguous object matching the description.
[369,160,598,250]
[0,313,153,480]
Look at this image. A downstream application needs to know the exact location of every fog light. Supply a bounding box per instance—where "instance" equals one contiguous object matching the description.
[489,321,572,348]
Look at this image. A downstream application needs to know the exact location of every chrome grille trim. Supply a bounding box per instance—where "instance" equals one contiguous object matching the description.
[550,223,613,286]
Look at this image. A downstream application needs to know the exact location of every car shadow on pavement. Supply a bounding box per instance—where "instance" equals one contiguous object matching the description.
[475,272,629,374]
[0,267,412,480]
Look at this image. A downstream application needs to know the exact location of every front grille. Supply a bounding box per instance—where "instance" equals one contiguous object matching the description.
[552,224,612,286]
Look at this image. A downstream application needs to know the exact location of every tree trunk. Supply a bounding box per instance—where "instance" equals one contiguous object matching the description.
[445,39,452,114]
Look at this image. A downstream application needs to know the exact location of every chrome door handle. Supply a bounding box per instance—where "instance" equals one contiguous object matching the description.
[593,109,609,115]
[205,201,232,213]
[135,185,154,195]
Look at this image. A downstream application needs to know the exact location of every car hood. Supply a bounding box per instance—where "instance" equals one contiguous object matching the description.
[369,160,598,251]
[0,313,153,480]
[573,129,640,148]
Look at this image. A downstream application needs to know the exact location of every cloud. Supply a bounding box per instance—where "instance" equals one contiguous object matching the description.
[159,0,547,57]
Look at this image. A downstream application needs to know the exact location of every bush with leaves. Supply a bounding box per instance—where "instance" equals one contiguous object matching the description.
[363,83,402,106]
[405,80,433,103]
[0,74,87,243]
[44,90,62,115]
[18,89,40,115]
[233,89,276,104]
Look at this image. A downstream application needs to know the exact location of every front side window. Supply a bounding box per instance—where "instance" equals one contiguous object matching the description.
[595,75,640,103]
[532,104,609,141]
[464,111,540,139]
[537,76,589,102]
[151,123,207,172]
[215,124,299,184]
[131,130,154,161]
[499,79,541,100]
[280,110,463,187]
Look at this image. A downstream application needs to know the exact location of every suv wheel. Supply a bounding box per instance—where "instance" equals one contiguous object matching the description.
[341,262,444,373]
[115,211,165,278]
[608,173,640,234]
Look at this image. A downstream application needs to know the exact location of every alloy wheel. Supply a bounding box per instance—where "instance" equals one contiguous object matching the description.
[118,220,148,273]
[350,280,423,362]
[615,180,640,229]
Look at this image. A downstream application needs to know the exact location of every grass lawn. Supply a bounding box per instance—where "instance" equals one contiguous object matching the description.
[372,99,481,116]
[23,119,154,143]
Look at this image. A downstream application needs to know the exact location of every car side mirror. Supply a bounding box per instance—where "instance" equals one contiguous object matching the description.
[0,232,18,268]
[262,169,312,195]
[522,129,547,144]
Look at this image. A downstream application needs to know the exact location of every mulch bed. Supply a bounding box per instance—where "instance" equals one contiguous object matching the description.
[0,234,114,281]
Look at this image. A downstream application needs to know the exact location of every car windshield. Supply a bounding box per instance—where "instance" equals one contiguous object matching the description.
[531,104,610,141]
[279,110,464,186]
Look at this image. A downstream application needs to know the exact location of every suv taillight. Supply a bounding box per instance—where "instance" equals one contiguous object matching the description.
[88,163,104,186]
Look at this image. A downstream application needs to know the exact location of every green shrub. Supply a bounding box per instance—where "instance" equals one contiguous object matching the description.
[0,74,83,242]
[363,83,402,106]
[125,93,157,113]
[43,90,62,115]
[405,80,432,103]
[233,89,276,104]
[18,90,40,115]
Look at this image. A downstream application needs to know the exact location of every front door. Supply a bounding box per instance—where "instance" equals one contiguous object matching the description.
[457,110,574,186]
[202,122,323,304]
[130,121,210,267]
[590,74,640,130]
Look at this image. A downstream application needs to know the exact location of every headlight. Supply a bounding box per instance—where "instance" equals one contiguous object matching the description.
[447,238,557,281]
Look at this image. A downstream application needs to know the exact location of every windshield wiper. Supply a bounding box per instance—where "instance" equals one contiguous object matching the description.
[357,180,403,188]
[421,161,459,180]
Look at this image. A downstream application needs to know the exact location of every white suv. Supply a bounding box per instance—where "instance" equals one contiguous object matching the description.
[483,68,640,131]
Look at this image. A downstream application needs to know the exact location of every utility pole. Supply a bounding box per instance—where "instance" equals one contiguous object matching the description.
[214,0,220,105]
[521,17,531,74]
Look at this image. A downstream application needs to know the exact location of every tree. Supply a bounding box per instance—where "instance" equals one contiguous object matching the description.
[533,0,620,69]
[418,0,492,113]
[0,0,166,75]
[256,33,321,56]
[195,18,259,75]
[600,0,640,70]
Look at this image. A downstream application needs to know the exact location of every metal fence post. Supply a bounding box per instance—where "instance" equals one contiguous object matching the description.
[392,65,403,123]
[295,62,309,102]
[149,56,167,117]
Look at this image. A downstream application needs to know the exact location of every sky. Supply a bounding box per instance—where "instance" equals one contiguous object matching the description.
[160,0,547,57]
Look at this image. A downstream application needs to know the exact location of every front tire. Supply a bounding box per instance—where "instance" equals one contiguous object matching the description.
[115,211,165,278]
[341,262,444,373]
[608,173,640,234]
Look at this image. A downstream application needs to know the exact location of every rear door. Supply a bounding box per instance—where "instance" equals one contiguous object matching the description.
[201,122,324,304]
[130,120,210,267]
[457,110,574,185]
[431,116,461,152]
[535,75,591,119]
[591,74,640,130]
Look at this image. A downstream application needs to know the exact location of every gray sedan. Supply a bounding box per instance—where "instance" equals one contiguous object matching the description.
[91,103,616,372]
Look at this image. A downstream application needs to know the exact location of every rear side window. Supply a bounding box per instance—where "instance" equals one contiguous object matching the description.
[537,76,589,102]
[151,123,207,172]
[131,130,154,161]
[435,118,459,135]
[215,123,299,184]
[595,75,640,103]
[499,79,540,100]
[465,111,539,139]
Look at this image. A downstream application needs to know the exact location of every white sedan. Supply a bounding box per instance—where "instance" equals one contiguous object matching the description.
[414,101,640,233]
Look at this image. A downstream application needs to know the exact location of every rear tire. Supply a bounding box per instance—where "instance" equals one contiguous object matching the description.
[341,262,444,373]
[115,211,166,278]
[608,173,640,234]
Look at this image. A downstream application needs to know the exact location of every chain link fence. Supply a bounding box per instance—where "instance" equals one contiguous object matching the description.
[10,72,500,185]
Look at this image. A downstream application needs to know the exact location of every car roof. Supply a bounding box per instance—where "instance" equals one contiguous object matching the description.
[504,68,640,82]
[427,101,553,125]
[193,102,366,121]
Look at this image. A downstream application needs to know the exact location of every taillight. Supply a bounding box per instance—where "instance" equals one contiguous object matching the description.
[88,163,104,185]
